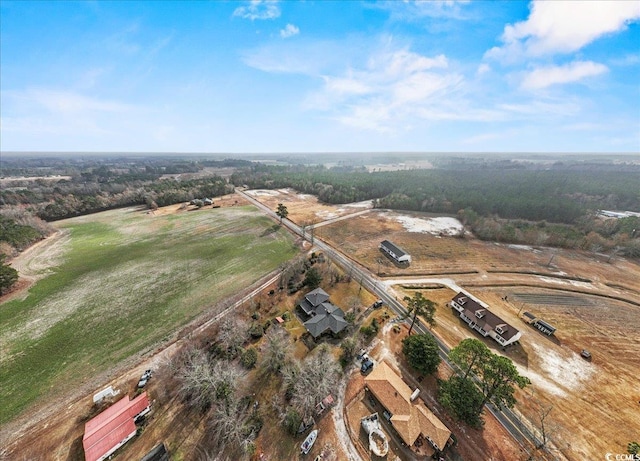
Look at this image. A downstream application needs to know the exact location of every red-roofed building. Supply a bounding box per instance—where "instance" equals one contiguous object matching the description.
[83,392,150,461]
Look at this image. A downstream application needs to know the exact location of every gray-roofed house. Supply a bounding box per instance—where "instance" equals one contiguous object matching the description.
[299,288,348,338]
[379,240,411,264]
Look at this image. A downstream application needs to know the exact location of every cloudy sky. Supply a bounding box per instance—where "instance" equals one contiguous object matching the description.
[1,0,639,153]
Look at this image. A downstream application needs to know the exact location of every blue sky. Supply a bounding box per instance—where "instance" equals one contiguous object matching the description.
[1,0,639,153]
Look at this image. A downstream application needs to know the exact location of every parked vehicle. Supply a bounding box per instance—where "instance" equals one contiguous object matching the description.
[137,369,152,388]
[361,357,374,373]
[301,429,318,454]
[356,348,367,360]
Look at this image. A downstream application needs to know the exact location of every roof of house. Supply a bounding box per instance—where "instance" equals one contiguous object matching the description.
[365,362,451,449]
[453,292,520,342]
[380,240,408,257]
[303,303,348,338]
[83,393,150,461]
[299,287,330,315]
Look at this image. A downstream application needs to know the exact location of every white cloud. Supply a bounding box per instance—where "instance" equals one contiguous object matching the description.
[487,0,640,60]
[233,0,280,21]
[323,75,372,96]
[304,45,466,131]
[497,99,581,117]
[476,63,491,75]
[521,61,608,90]
[609,53,640,67]
[242,39,354,75]
[378,0,471,21]
[0,88,137,140]
[280,23,299,38]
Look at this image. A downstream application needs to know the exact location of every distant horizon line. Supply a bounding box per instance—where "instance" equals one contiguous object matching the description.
[2,151,639,157]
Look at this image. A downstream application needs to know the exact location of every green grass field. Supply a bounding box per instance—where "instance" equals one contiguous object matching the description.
[0,206,298,424]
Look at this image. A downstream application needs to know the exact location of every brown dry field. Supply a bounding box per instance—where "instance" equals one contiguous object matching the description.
[245,188,373,226]
[241,190,640,460]
[313,209,639,461]
[5,190,639,461]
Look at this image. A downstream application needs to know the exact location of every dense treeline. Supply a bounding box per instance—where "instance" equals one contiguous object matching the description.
[2,155,639,259]
[231,164,640,256]
[1,157,244,221]
[0,211,54,256]
[231,166,639,224]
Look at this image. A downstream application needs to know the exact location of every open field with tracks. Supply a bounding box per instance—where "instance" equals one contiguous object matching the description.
[314,208,640,460]
[0,203,298,424]
[3,188,639,461]
[243,189,640,459]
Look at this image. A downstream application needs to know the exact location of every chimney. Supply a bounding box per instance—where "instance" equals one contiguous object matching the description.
[410,388,420,402]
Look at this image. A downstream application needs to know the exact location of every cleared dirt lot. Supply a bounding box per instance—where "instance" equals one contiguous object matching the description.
[245,188,372,226]
[4,189,639,461]
[239,189,640,460]
[315,208,639,461]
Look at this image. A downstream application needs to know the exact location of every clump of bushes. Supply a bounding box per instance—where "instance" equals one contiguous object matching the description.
[241,347,258,368]
[360,318,379,340]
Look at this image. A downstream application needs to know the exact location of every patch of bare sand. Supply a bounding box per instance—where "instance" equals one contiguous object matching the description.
[10,230,70,281]
[390,213,464,236]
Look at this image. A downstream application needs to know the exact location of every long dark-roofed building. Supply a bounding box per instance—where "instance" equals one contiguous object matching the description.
[379,240,411,264]
[450,292,521,346]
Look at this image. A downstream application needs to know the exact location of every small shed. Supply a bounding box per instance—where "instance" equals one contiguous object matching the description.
[533,319,556,335]
[522,311,537,323]
[140,443,170,461]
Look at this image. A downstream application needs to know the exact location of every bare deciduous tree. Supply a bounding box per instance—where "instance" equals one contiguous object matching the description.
[217,317,247,358]
[290,345,341,418]
[176,346,243,411]
[534,403,557,450]
[207,395,259,458]
[261,328,291,374]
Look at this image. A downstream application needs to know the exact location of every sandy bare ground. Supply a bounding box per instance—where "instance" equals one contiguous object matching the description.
[245,188,373,226]
[4,192,639,461]
[242,191,640,460]
[316,211,639,460]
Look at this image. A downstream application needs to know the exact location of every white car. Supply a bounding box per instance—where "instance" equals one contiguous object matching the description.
[137,369,152,388]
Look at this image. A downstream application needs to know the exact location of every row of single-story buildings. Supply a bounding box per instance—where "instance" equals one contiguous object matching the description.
[450,292,522,347]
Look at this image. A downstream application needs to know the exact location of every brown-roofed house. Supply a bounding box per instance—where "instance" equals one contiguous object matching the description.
[450,292,521,346]
[364,362,452,451]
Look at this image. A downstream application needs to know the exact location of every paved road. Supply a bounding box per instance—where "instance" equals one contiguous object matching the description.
[237,189,541,455]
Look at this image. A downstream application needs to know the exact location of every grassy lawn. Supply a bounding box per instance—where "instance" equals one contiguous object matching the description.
[0,206,298,424]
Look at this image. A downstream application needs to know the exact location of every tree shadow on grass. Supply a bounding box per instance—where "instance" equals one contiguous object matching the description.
[261,225,280,237]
